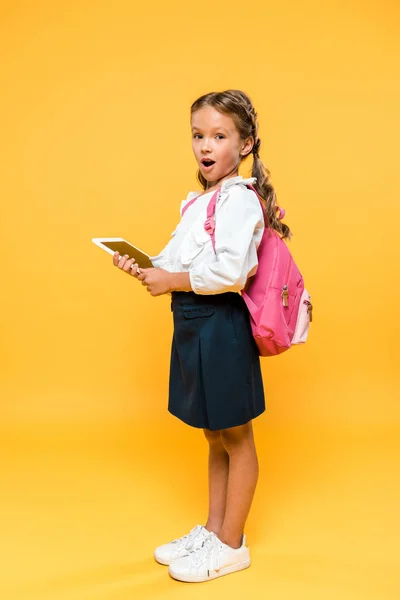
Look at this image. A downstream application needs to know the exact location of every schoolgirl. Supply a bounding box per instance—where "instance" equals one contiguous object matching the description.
[113,89,291,583]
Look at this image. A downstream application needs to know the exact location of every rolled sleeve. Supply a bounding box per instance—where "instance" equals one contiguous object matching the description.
[189,185,264,294]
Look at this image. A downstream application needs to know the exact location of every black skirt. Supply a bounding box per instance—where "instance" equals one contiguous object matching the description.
[168,291,265,431]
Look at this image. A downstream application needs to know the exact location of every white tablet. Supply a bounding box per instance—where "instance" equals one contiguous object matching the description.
[92,238,154,269]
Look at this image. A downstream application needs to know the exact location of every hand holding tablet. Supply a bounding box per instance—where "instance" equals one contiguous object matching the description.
[92,236,175,296]
[92,238,154,275]
[113,251,141,276]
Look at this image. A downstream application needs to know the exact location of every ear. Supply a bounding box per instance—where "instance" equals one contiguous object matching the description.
[240,136,254,157]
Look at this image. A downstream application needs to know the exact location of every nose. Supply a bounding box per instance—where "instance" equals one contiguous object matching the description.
[200,137,212,153]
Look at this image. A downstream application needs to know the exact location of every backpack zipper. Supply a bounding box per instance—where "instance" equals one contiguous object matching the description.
[304,300,313,321]
[281,256,293,307]
[281,284,289,307]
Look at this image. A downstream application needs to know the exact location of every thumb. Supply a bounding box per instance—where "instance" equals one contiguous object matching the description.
[137,268,149,281]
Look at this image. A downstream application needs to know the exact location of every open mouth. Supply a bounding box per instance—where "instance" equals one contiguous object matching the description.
[201,159,216,169]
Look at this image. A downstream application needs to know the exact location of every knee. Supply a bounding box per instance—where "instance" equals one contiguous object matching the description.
[203,428,222,445]
[220,423,253,453]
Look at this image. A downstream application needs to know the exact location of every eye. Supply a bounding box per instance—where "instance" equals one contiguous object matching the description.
[192,133,225,139]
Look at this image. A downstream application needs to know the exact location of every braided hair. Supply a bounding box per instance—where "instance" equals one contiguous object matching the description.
[190,89,292,240]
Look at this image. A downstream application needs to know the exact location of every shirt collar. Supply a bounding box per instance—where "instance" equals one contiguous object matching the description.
[187,175,257,201]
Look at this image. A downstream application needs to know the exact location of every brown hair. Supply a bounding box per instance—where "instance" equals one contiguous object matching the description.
[190,89,292,240]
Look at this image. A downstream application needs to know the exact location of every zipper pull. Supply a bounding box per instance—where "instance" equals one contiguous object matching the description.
[305,300,313,322]
[281,285,289,307]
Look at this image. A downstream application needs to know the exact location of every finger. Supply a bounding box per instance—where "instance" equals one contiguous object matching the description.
[122,256,136,273]
[118,254,130,269]
[113,251,120,266]
[129,262,140,277]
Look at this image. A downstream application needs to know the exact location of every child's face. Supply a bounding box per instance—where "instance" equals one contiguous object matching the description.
[191,106,253,186]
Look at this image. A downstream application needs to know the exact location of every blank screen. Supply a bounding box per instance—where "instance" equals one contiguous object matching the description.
[102,241,154,268]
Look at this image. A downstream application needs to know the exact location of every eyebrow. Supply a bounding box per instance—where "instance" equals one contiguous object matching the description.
[191,126,229,133]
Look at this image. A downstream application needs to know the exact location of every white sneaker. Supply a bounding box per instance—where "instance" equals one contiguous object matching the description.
[168,531,250,582]
[154,524,210,566]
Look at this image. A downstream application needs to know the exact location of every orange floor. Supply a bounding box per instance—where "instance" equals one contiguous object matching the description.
[0,420,398,600]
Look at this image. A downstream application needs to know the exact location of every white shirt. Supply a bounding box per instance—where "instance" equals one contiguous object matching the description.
[149,175,265,295]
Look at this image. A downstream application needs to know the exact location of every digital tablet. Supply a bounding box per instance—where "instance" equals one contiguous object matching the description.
[92,238,154,269]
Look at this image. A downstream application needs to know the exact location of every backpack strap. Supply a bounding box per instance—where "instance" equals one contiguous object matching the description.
[203,188,220,253]
[181,194,202,217]
[181,183,286,255]
[246,184,286,222]
[180,188,220,254]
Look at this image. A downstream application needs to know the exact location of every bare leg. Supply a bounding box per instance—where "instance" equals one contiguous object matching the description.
[203,428,229,535]
[218,421,259,549]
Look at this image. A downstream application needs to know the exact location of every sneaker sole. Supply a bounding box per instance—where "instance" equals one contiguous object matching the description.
[154,551,191,566]
[169,557,251,582]
[154,555,171,566]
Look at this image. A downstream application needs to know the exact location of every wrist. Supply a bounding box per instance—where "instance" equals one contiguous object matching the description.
[167,272,176,293]
[168,271,193,293]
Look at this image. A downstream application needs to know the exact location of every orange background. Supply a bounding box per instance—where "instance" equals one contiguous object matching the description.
[1,1,399,599]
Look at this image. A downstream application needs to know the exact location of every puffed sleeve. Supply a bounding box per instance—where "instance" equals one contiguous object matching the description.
[189,184,264,294]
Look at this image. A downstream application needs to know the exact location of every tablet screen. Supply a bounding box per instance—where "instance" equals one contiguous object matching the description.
[101,241,154,268]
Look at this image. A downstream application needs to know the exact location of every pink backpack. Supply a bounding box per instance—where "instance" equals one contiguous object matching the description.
[182,184,313,356]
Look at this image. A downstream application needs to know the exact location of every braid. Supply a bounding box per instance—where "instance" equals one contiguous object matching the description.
[243,101,292,240]
[252,137,261,158]
[240,100,259,156]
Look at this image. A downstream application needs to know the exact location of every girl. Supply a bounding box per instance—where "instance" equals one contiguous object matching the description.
[113,89,291,583]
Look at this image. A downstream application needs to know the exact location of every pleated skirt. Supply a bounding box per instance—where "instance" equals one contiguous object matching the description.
[168,291,265,431]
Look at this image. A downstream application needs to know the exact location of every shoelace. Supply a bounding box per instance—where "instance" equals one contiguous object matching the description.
[171,525,203,551]
[187,532,223,573]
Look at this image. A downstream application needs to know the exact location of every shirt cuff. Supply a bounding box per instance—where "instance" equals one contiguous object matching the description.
[189,265,244,295]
